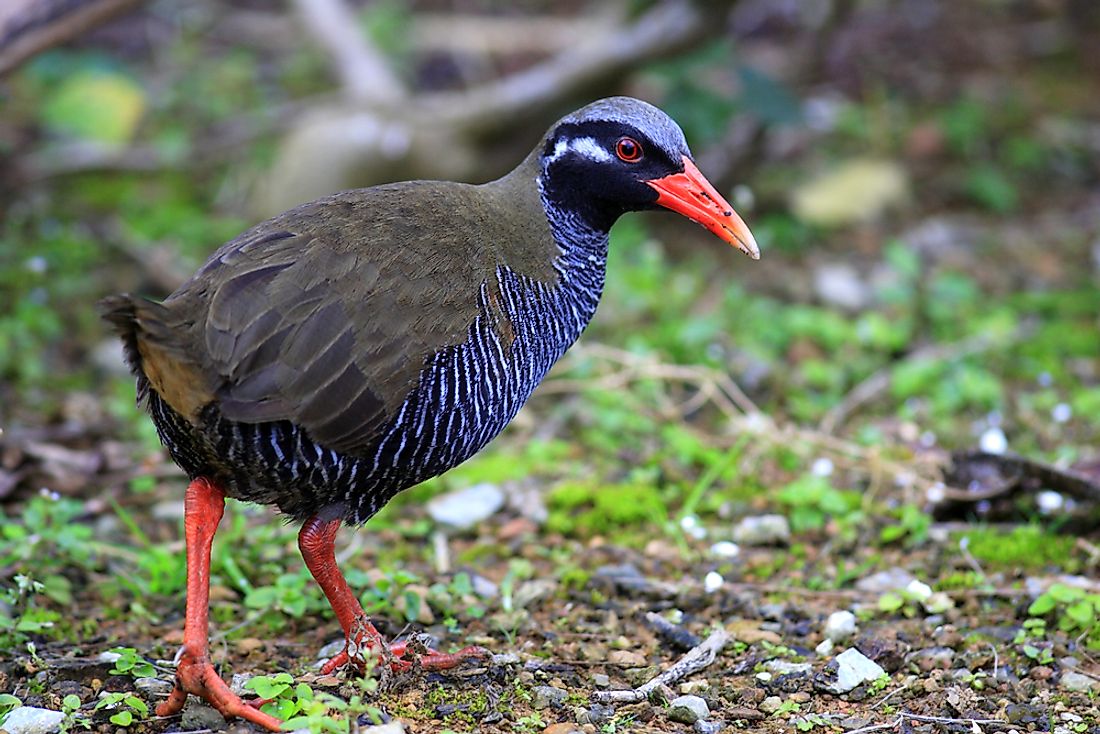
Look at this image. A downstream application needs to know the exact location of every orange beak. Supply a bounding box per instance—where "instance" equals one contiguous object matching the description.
[645,156,760,259]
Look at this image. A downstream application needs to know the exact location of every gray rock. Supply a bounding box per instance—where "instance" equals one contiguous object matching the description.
[532,685,568,710]
[824,610,857,641]
[668,695,709,724]
[1061,671,1099,692]
[514,579,557,609]
[470,573,499,599]
[316,638,345,663]
[491,652,520,666]
[821,648,887,694]
[591,673,611,688]
[426,483,505,530]
[1,707,66,734]
[694,719,725,734]
[360,724,406,734]
[854,567,915,593]
[181,700,228,730]
[765,660,813,676]
[758,696,784,714]
[908,646,955,670]
[732,515,790,546]
[578,704,614,725]
[134,676,173,695]
[813,263,870,311]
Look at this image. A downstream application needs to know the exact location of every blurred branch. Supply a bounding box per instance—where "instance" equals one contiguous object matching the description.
[290,0,405,104]
[0,0,142,76]
[424,0,729,134]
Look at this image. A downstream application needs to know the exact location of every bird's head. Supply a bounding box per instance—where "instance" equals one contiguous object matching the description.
[538,96,759,259]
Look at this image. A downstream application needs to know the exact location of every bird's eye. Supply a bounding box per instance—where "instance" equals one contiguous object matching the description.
[615,137,643,163]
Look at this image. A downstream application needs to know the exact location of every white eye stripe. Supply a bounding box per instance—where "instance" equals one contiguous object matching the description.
[547,136,613,164]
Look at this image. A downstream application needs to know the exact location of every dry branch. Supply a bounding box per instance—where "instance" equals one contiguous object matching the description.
[0,0,141,76]
[290,0,405,104]
[591,627,730,704]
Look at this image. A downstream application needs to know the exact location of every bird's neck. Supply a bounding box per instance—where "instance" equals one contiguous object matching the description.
[535,175,610,323]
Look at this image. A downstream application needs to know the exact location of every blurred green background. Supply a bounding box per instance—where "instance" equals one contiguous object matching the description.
[1,0,1100,679]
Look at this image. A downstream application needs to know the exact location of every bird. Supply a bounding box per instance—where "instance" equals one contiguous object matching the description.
[100,96,758,731]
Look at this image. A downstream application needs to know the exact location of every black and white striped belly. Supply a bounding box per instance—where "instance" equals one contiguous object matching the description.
[152,224,609,524]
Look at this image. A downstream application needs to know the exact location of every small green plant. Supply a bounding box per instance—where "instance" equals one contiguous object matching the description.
[107,647,156,678]
[1027,583,1100,649]
[512,712,546,732]
[770,699,801,717]
[794,713,832,731]
[94,692,148,727]
[0,694,23,726]
[57,693,88,734]
[776,475,862,533]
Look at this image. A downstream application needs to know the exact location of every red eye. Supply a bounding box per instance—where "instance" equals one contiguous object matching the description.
[616,137,643,163]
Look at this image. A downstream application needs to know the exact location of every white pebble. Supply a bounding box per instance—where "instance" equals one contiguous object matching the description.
[925,482,946,504]
[709,541,740,558]
[811,457,834,477]
[824,610,857,641]
[1052,403,1072,423]
[979,427,1007,454]
[905,579,933,601]
[703,571,724,593]
[1037,490,1064,514]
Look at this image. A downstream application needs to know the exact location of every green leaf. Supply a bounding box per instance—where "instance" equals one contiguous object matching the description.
[1066,601,1096,629]
[110,710,133,726]
[41,71,146,144]
[62,694,81,711]
[246,675,291,700]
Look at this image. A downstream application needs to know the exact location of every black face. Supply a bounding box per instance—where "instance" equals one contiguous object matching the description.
[539,120,687,232]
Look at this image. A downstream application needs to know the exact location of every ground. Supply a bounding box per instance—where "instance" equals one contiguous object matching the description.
[2,1,1100,732]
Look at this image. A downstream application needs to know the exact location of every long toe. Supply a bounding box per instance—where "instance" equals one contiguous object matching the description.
[389,642,490,672]
[159,658,283,732]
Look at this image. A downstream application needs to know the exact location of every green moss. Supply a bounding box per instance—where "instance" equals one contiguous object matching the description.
[545,481,668,537]
[962,526,1076,572]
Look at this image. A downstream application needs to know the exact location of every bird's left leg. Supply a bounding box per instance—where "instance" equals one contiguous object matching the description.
[298,512,488,674]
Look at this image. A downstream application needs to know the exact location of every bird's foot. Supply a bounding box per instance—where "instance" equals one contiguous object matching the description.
[158,650,283,732]
[320,617,488,675]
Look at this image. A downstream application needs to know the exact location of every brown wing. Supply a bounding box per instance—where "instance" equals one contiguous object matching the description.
[157,182,505,456]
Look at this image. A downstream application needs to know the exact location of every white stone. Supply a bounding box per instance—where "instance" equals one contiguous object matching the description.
[1052,403,1072,423]
[1,707,67,734]
[905,579,933,601]
[427,483,505,530]
[824,610,858,642]
[813,264,869,310]
[703,571,724,593]
[1038,491,1064,514]
[709,541,740,558]
[825,648,887,693]
[979,427,1007,454]
[811,457,835,477]
[816,638,835,656]
[732,514,790,545]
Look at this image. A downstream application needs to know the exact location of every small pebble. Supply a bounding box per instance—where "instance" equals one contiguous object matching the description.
[1,707,66,734]
[824,610,857,641]
[1051,403,1072,423]
[703,571,724,593]
[1060,671,1099,692]
[591,673,610,688]
[667,695,709,724]
[811,457,834,477]
[732,515,790,545]
[979,427,1007,454]
[820,648,886,694]
[426,483,505,530]
[758,696,784,714]
[532,685,568,710]
[709,541,740,558]
[694,720,724,734]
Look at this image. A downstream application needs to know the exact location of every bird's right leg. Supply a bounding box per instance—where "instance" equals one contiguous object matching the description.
[157,477,283,732]
[298,513,488,674]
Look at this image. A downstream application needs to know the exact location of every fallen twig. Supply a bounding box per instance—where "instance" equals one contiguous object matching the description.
[591,627,730,704]
[847,712,1014,734]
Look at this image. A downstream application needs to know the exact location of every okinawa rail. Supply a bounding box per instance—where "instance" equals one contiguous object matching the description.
[101,96,759,730]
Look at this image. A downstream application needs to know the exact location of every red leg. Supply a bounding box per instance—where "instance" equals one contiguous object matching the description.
[157,478,282,732]
[298,514,488,674]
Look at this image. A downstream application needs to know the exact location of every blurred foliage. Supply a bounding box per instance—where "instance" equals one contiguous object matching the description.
[0,0,1098,690]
